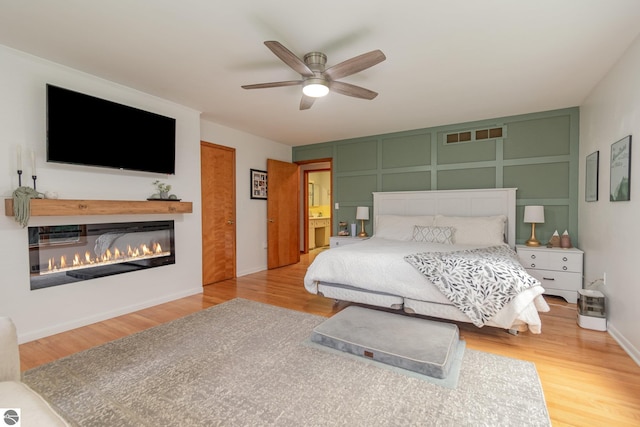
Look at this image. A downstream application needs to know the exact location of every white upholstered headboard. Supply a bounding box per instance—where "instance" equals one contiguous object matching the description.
[372,188,517,248]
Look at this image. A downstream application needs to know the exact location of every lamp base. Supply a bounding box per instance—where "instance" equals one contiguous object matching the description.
[358,219,368,237]
[525,238,541,247]
[525,223,541,246]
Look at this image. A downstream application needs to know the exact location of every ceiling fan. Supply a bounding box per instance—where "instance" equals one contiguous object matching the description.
[241,41,386,110]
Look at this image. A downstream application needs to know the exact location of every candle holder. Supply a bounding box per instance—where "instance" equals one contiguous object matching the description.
[32,175,37,191]
[17,170,22,187]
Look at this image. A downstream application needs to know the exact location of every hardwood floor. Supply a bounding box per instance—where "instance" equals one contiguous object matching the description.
[19,249,640,426]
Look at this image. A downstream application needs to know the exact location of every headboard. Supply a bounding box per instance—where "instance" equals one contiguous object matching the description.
[372,188,517,248]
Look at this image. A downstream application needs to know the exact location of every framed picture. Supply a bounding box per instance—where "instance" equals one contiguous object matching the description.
[585,151,599,202]
[250,168,267,200]
[610,135,632,201]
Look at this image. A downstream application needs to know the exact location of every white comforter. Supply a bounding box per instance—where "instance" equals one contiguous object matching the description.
[304,237,549,332]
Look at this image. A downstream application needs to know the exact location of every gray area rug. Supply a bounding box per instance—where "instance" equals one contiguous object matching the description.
[24,298,551,426]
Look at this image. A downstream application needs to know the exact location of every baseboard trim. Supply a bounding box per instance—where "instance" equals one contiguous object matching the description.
[237,265,267,277]
[608,322,640,367]
[18,287,203,344]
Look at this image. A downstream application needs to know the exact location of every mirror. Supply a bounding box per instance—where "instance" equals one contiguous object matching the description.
[308,182,315,206]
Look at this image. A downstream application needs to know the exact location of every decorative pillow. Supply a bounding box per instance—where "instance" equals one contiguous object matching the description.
[374,215,435,241]
[412,226,454,244]
[433,215,507,246]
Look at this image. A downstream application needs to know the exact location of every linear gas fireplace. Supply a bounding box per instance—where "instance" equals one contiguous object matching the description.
[28,220,175,290]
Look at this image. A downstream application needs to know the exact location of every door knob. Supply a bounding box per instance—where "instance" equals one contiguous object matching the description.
[268,218,275,223]
[227,220,234,225]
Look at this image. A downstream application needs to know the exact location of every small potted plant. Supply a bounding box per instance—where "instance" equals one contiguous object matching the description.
[152,180,172,199]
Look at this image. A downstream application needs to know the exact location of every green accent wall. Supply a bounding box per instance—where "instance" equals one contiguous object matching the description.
[293,107,580,245]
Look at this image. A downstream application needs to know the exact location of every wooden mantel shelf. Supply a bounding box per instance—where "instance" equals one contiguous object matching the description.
[4,198,193,216]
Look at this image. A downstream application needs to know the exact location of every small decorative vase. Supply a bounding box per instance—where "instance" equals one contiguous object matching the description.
[160,191,169,199]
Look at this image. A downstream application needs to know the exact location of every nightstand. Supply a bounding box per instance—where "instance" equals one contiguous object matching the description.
[516,245,583,303]
[329,236,369,248]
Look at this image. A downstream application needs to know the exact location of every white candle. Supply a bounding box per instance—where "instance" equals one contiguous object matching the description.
[31,149,36,176]
[17,145,22,170]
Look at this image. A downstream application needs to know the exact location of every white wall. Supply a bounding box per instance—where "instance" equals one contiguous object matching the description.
[579,34,640,364]
[200,121,291,276]
[0,45,203,343]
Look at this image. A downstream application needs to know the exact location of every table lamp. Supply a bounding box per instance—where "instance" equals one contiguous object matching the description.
[524,205,545,247]
[356,206,369,237]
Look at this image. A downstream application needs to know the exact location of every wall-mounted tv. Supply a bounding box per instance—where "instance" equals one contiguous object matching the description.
[46,84,176,175]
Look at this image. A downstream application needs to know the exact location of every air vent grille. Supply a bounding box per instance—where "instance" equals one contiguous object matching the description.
[445,126,505,144]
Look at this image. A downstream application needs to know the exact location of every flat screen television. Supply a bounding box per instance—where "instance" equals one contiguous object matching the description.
[46,84,176,175]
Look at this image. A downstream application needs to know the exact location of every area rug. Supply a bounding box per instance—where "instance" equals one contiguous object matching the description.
[23,298,551,426]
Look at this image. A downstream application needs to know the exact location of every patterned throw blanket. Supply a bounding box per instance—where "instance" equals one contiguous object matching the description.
[404,245,540,327]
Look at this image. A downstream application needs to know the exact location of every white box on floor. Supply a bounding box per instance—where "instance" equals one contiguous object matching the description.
[577,313,607,331]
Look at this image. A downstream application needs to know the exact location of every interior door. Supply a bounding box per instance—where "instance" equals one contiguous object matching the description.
[267,159,300,269]
[201,141,236,285]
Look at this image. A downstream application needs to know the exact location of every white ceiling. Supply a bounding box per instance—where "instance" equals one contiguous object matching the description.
[1,1,640,146]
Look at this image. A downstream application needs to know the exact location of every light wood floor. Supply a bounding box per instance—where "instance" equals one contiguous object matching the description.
[19,250,640,427]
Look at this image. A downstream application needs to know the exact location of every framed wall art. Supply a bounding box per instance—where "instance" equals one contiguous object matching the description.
[585,151,599,202]
[610,135,631,201]
[250,168,267,200]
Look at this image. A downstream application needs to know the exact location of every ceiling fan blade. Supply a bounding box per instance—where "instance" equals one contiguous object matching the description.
[329,81,378,100]
[241,80,302,90]
[323,50,386,81]
[300,95,315,110]
[264,41,314,77]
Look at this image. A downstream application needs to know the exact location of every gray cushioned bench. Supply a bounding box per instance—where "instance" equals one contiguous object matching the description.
[311,306,460,379]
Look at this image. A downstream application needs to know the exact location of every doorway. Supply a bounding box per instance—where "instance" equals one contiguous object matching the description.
[306,170,331,251]
[298,160,333,253]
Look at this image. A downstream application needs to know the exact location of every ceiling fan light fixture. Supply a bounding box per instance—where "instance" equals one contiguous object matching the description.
[302,78,329,98]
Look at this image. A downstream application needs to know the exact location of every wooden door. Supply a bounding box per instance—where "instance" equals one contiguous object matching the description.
[201,142,236,285]
[267,159,300,269]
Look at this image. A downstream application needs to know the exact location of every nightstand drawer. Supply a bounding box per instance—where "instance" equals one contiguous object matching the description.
[517,250,582,273]
[527,269,582,291]
[329,236,368,248]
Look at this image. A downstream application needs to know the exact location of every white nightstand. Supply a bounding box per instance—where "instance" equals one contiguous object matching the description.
[516,245,583,303]
[329,236,369,248]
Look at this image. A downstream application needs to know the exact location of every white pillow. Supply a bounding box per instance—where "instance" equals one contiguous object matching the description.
[412,225,454,244]
[374,215,435,241]
[433,215,506,246]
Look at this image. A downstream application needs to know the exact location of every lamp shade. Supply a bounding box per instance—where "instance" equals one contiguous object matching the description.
[355,206,369,221]
[524,205,545,224]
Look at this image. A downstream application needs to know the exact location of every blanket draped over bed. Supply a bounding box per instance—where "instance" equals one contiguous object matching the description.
[404,245,540,327]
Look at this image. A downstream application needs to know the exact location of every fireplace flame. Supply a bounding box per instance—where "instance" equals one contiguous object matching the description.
[42,241,170,275]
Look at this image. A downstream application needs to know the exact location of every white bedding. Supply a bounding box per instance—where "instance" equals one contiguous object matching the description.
[304,237,550,333]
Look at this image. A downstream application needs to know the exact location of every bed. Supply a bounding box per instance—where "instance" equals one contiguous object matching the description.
[304,188,550,334]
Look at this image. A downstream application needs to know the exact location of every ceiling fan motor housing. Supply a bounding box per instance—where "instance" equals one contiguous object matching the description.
[303,52,327,72]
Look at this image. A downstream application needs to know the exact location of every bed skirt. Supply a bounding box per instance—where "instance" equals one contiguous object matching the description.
[316,282,537,333]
